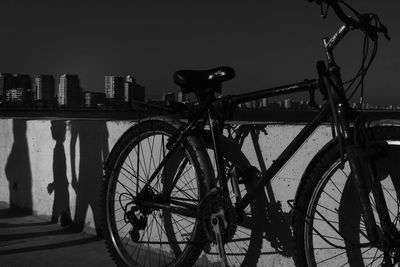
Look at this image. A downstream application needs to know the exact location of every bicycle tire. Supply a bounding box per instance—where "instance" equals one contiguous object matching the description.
[101,117,215,267]
[293,126,400,266]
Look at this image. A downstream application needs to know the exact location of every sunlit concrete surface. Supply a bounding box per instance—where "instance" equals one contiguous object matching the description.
[0,118,339,266]
[0,201,114,267]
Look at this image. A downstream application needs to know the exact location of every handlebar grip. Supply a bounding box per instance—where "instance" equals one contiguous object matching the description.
[308,0,358,27]
[330,2,359,27]
[309,0,390,41]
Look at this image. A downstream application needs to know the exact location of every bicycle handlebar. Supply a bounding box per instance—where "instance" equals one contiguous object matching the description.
[307,0,390,40]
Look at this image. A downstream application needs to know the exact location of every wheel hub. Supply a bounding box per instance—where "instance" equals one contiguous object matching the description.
[136,187,157,215]
[123,188,158,242]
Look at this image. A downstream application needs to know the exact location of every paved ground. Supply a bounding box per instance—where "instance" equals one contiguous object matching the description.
[0,202,115,267]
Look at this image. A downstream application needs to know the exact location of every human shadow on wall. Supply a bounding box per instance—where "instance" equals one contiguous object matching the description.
[5,120,33,213]
[47,120,72,226]
[70,120,109,235]
[224,124,294,258]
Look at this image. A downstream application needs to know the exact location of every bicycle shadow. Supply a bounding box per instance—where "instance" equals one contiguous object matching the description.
[69,120,109,235]
[4,120,33,214]
[224,123,294,258]
[338,144,400,264]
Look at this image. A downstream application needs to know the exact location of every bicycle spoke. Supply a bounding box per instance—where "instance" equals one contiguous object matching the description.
[321,190,341,206]
[317,203,340,215]
[120,164,147,188]
[116,179,137,197]
[316,249,348,265]
[364,248,382,267]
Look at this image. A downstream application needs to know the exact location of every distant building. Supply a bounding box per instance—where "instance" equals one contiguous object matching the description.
[163,92,175,103]
[33,75,55,104]
[58,74,81,107]
[124,75,145,108]
[0,73,13,100]
[261,98,268,108]
[13,74,31,90]
[6,88,28,102]
[177,92,184,102]
[249,100,259,109]
[7,74,34,105]
[84,91,106,108]
[105,76,124,102]
[284,99,291,109]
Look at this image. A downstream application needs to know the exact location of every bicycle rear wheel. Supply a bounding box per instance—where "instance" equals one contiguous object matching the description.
[293,126,400,266]
[102,118,215,267]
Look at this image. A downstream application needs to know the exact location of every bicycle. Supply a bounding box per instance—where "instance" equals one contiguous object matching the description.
[101,0,400,266]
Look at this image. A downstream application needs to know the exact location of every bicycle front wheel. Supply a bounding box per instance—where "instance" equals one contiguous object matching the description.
[293,126,400,266]
[102,118,215,267]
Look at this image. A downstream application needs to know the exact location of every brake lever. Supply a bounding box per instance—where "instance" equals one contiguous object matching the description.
[380,24,391,41]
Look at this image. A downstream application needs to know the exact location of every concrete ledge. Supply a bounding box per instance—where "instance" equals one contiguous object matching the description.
[0,118,333,266]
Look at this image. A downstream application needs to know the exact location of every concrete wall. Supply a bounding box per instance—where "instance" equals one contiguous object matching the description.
[0,118,334,266]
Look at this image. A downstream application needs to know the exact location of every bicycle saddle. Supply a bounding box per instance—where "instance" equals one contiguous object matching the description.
[174,66,235,94]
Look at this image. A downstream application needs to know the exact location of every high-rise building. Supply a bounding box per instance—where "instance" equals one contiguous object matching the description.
[84,91,91,107]
[0,73,32,100]
[284,98,291,109]
[11,74,33,104]
[124,75,145,108]
[177,92,184,102]
[58,74,81,107]
[261,98,268,108]
[105,76,124,101]
[33,75,55,104]
[0,73,13,99]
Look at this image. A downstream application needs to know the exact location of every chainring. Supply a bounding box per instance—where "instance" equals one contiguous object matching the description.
[199,188,237,243]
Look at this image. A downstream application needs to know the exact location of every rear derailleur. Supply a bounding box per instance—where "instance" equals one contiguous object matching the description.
[125,207,147,242]
[122,188,155,242]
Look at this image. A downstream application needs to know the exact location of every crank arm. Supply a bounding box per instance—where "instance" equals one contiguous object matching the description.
[211,212,229,267]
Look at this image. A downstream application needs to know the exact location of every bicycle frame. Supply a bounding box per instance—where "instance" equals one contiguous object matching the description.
[138,22,393,245]
[139,25,347,216]
[138,79,325,219]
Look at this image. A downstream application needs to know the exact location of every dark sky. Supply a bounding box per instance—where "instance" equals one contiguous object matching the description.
[0,0,399,105]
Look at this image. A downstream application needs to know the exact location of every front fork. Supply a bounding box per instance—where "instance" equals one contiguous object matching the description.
[346,143,396,243]
[325,63,395,245]
[338,108,394,244]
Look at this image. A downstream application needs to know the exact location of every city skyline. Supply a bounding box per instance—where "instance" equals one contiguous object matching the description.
[1,70,400,112]
[0,72,146,109]
[0,1,399,105]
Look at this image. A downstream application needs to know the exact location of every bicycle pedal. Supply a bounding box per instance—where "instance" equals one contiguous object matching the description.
[211,213,229,267]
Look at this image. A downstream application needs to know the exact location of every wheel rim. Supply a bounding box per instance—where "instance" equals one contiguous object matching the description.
[106,130,202,266]
[304,141,400,266]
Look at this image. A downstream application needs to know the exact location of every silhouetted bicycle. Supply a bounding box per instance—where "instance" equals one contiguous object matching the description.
[101,0,400,266]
